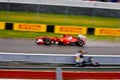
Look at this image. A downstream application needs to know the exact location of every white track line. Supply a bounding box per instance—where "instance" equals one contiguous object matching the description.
[0,52,120,57]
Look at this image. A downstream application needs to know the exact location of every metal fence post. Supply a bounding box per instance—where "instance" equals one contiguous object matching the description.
[6,0,10,17]
[56,67,63,80]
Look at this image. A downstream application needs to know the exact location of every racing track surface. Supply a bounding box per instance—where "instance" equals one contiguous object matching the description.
[0,38,120,55]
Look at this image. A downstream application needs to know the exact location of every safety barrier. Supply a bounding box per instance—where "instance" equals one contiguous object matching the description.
[0,52,120,65]
[0,0,120,10]
[1,22,120,36]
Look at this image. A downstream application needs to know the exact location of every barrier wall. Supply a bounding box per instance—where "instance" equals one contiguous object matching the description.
[55,25,87,35]
[0,22,5,30]
[0,52,120,65]
[0,0,120,10]
[1,22,120,36]
[13,23,47,32]
[0,1,120,17]
[95,28,120,36]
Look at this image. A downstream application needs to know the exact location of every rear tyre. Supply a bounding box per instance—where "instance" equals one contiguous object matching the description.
[44,38,51,45]
[58,42,63,45]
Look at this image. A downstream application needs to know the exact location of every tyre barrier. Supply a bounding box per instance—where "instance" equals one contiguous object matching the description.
[0,52,120,65]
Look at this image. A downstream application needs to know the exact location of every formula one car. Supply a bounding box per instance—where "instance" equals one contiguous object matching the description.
[36,34,86,46]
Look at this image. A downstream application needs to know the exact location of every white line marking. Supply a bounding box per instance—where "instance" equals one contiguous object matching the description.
[0,52,120,57]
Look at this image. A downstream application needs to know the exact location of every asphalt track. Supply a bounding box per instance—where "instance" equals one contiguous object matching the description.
[0,38,120,55]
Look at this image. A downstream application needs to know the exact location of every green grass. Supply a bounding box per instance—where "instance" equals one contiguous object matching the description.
[0,11,120,28]
[0,30,61,39]
[87,35,120,41]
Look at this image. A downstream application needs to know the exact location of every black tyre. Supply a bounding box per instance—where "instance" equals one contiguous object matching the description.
[58,42,63,45]
[44,38,51,45]
[77,39,84,46]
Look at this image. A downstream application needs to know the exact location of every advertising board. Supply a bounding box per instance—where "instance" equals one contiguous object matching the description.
[13,23,47,32]
[55,26,87,34]
[95,28,120,36]
[0,22,5,30]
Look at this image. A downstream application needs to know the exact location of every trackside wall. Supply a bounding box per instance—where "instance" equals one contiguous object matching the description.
[0,52,120,65]
[0,0,120,17]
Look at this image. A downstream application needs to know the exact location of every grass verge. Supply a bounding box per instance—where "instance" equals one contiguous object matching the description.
[0,11,120,28]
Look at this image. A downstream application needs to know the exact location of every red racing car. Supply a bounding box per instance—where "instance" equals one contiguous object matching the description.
[36,34,86,46]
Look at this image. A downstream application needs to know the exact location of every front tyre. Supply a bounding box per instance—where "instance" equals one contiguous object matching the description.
[77,40,85,46]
